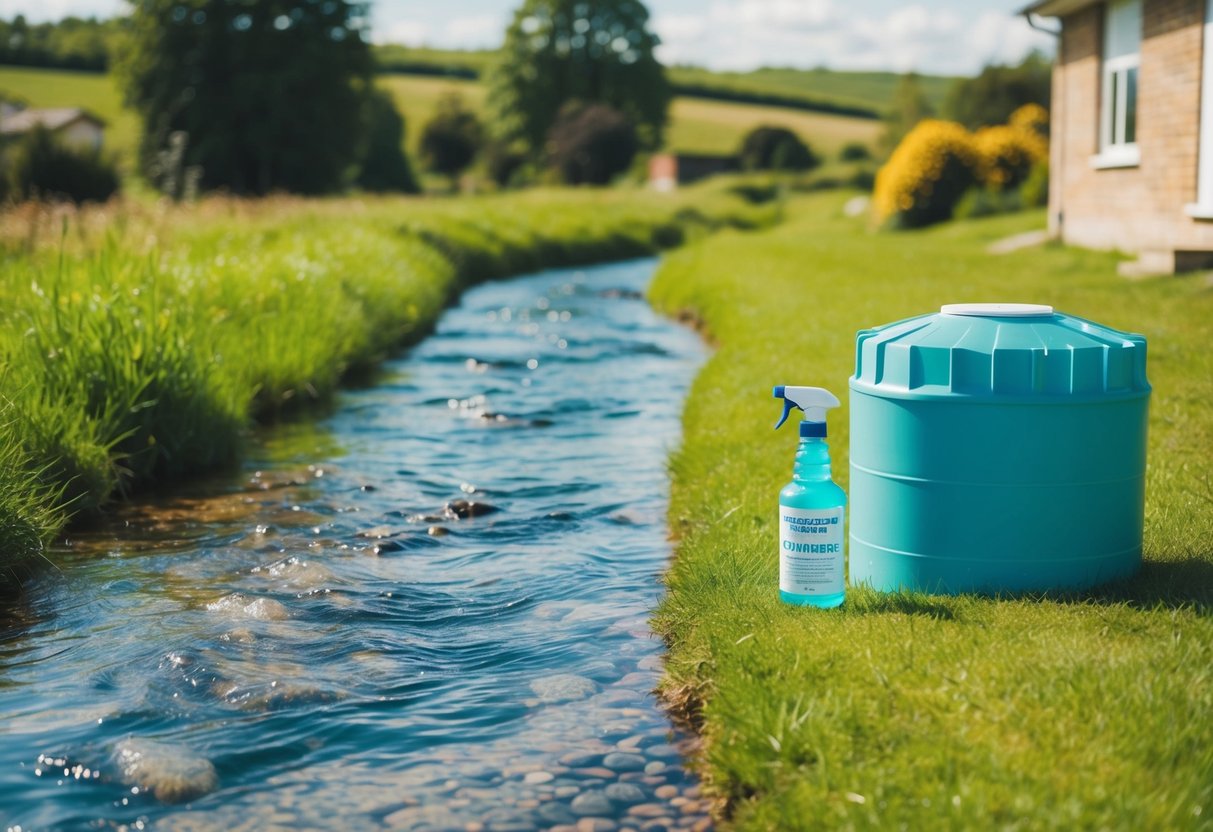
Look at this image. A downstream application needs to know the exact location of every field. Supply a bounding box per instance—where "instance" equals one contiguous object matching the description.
[646,192,1213,829]
[0,66,138,170]
[0,181,775,585]
[1,67,881,171]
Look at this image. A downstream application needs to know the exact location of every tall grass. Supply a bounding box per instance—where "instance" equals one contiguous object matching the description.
[0,184,774,586]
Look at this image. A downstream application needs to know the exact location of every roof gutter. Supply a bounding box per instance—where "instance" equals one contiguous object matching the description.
[1023,11,1062,36]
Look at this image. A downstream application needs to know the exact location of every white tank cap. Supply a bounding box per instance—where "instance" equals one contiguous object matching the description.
[940,303,1054,317]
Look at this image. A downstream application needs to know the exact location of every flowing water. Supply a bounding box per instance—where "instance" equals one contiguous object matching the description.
[0,259,715,831]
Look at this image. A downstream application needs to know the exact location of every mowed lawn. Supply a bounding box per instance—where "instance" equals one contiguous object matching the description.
[2,67,880,169]
[647,192,1213,829]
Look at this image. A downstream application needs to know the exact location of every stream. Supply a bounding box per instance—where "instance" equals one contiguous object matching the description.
[0,258,713,831]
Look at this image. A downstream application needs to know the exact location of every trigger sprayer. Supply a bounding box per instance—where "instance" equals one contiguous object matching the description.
[772,385,847,608]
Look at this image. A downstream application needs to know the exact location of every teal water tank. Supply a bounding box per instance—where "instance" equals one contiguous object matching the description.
[849,303,1150,594]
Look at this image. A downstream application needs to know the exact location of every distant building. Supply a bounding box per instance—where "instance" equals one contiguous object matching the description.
[1025,0,1213,274]
[0,107,106,152]
[649,152,740,191]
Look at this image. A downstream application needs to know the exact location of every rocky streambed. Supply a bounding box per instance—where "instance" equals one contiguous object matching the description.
[0,259,713,831]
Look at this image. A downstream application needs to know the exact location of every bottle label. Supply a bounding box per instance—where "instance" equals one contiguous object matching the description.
[779,506,845,596]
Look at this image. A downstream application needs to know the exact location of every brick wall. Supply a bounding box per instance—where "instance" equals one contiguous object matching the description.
[1053,0,1213,265]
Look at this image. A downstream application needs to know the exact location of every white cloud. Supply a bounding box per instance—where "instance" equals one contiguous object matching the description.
[654,2,1054,76]
[374,12,508,50]
[375,19,430,47]
[0,0,120,22]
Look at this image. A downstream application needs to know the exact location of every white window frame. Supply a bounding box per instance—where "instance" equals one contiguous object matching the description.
[1186,0,1213,218]
[1092,0,1142,169]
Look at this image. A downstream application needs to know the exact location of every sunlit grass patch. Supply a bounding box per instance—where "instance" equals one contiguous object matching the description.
[648,192,1213,829]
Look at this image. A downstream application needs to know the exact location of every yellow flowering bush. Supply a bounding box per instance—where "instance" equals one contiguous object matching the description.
[873,119,980,228]
[1009,103,1049,140]
[974,124,1047,191]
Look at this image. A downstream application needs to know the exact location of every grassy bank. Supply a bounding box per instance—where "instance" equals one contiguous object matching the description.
[648,192,1213,829]
[0,183,774,584]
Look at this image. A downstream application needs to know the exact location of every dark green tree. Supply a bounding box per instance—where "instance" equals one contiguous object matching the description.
[880,72,934,155]
[488,0,670,156]
[118,0,373,196]
[943,52,1051,131]
[547,102,637,185]
[738,126,819,172]
[419,94,483,188]
[355,88,418,193]
[5,126,120,204]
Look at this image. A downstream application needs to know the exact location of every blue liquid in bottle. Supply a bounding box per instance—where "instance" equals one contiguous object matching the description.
[779,430,847,608]
[772,386,846,608]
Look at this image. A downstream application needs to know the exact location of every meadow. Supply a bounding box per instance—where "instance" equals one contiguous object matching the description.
[0,182,775,585]
[647,192,1213,829]
[1,67,881,172]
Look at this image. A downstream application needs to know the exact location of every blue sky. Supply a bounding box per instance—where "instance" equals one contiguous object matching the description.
[0,0,1055,76]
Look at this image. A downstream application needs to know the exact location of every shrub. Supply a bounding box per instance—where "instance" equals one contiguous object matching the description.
[356,88,419,194]
[1009,102,1050,141]
[873,119,980,228]
[738,126,819,172]
[484,141,528,188]
[974,124,1045,191]
[839,141,872,162]
[546,102,638,186]
[954,185,1023,220]
[419,94,483,186]
[5,126,120,204]
[1019,159,1050,208]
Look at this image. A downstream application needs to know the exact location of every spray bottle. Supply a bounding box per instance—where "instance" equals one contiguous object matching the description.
[773,386,846,608]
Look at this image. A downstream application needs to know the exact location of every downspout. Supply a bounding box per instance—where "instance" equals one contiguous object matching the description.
[1024,11,1064,239]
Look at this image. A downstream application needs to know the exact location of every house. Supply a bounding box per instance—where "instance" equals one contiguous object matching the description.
[649,152,740,191]
[0,107,106,152]
[1024,0,1213,274]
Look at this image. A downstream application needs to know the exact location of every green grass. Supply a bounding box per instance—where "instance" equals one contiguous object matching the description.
[2,67,880,172]
[0,66,137,170]
[0,182,775,586]
[647,192,1213,829]
[668,66,956,115]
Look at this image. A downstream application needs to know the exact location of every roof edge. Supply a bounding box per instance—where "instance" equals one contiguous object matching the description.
[1020,0,1100,17]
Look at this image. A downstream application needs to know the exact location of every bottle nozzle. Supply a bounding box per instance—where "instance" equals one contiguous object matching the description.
[773,385,840,431]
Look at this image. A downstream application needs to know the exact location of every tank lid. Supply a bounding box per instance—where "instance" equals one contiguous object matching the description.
[941,302,1053,317]
[850,307,1150,400]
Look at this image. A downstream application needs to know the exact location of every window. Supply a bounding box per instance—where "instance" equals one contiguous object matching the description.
[1096,0,1142,168]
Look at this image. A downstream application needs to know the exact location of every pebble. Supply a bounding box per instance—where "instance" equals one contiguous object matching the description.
[602,752,646,773]
[539,803,578,825]
[560,750,603,768]
[644,744,680,760]
[524,770,555,785]
[575,819,617,832]
[576,767,616,779]
[555,785,581,798]
[112,738,218,804]
[427,526,450,537]
[444,499,501,519]
[570,791,613,817]
[644,762,667,775]
[605,782,646,804]
[530,674,598,703]
[655,785,678,799]
[629,804,669,819]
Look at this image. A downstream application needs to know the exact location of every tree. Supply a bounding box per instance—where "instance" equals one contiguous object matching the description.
[488,0,670,157]
[738,126,819,172]
[943,52,1052,130]
[547,102,637,184]
[419,95,483,188]
[355,88,419,193]
[5,125,120,204]
[118,0,373,196]
[880,72,934,156]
